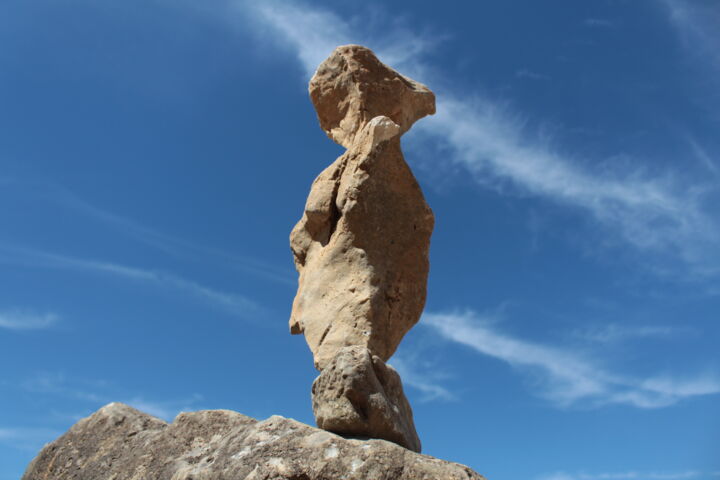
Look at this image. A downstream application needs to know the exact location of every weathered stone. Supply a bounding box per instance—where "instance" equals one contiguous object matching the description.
[309,44,435,149]
[312,346,420,452]
[290,46,435,371]
[22,403,486,480]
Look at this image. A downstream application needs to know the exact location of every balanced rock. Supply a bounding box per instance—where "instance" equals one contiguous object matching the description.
[309,44,435,148]
[290,45,435,371]
[23,403,486,480]
[312,346,421,452]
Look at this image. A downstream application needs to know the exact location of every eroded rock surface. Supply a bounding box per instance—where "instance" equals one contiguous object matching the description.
[312,346,420,452]
[22,403,485,480]
[309,44,435,149]
[290,45,435,372]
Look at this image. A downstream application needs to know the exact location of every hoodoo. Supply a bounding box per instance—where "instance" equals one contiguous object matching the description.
[289,45,435,452]
[21,45,489,480]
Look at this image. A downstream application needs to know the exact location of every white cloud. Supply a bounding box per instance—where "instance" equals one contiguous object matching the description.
[686,136,719,175]
[389,355,456,402]
[246,1,352,78]
[423,310,720,408]
[583,18,616,28]
[0,309,58,330]
[515,69,551,81]
[0,427,62,451]
[20,372,202,422]
[238,0,720,277]
[662,0,720,70]
[420,97,719,274]
[0,244,263,318]
[28,183,294,286]
[123,394,203,421]
[243,0,436,80]
[539,471,717,480]
[572,323,688,344]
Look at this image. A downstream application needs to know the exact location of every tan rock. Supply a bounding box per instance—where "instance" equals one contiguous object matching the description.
[22,403,487,480]
[309,45,435,149]
[312,346,421,452]
[290,45,435,371]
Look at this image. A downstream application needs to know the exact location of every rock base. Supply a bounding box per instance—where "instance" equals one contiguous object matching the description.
[22,403,485,480]
[312,346,421,452]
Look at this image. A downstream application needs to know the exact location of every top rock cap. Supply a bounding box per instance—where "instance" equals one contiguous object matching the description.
[309,45,436,148]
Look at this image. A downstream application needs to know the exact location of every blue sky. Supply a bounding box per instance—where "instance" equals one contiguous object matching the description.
[1,0,719,479]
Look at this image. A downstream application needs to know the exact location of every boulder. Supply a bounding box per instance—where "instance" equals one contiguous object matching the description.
[309,44,435,149]
[312,345,420,452]
[22,403,486,480]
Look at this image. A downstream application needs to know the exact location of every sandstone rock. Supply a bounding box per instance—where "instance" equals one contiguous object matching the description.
[23,403,486,480]
[312,345,420,453]
[290,45,435,371]
[309,44,435,149]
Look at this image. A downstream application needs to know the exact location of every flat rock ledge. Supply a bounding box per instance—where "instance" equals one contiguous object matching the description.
[23,403,486,480]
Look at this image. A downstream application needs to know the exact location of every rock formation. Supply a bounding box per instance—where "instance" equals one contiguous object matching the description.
[289,45,435,453]
[23,403,486,480]
[20,45,476,480]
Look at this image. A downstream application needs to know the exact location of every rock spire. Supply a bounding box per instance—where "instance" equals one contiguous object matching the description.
[289,45,435,452]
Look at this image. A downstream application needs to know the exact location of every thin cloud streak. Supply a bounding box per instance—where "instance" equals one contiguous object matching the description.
[37,183,295,286]
[421,97,719,273]
[686,136,719,175]
[539,470,719,480]
[573,323,690,344]
[0,309,58,331]
[240,0,720,277]
[123,394,203,421]
[662,0,720,71]
[20,372,203,422]
[390,356,456,402]
[423,310,720,409]
[0,427,63,451]
[0,244,262,318]
[583,18,616,28]
[516,68,551,81]
[244,0,436,80]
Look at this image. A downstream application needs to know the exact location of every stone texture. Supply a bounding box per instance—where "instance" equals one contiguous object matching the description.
[312,346,420,453]
[309,44,435,149]
[23,403,486,480]
[290,45,435,371]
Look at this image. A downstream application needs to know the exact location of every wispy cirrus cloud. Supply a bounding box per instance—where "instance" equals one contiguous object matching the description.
[0,244,262,318]
[389,355,456,402]
[423,310,720,409]
[5,180,294,286]
[662,0,720,71]
[583,18,616,28]
[515,68,551,81]
[539,470,720,480]
[686,135,719,175]
[21,372,202,422]
[237,0,720,278]
[572,323,691,344]
[0,309,58,331]
[242,0,438,79]
[0,427,63,451]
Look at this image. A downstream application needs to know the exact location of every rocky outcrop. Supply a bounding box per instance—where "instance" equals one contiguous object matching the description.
[290,45,435,453]
[23,403,485,480]
[312,346,420,452]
